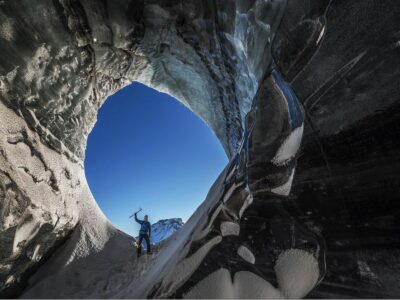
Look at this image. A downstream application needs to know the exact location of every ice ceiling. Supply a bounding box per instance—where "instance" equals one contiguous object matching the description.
[0,0,400,298]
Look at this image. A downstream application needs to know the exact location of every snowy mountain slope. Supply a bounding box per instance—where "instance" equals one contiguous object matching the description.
[150,218,184,244]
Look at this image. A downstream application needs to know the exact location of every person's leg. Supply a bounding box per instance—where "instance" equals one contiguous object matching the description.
[137,234,143,256]
[144,234,151,253]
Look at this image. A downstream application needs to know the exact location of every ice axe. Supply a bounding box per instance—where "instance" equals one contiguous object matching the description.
[129,208,142,219]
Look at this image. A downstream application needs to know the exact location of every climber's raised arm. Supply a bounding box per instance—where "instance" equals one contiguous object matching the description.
[134,213,143,224]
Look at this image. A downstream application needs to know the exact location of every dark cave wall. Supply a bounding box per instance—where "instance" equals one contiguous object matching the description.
[272,0,400,297]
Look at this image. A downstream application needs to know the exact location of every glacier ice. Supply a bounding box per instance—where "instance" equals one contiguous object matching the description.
[1,0,400,298]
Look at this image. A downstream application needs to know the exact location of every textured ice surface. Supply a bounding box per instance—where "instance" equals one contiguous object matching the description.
[1,0,400,298]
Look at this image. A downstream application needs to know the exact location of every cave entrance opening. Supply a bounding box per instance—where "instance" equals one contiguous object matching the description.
[84,82,228,240]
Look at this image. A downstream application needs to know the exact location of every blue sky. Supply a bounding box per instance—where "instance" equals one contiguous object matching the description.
[85,82,228,236]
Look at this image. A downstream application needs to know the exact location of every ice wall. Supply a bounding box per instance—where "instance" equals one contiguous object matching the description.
[1,0,400,298]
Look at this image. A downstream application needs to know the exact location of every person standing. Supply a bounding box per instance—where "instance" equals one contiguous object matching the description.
[134,212,152,256]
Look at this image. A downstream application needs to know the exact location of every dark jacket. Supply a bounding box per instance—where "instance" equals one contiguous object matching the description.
[135,214,151,236]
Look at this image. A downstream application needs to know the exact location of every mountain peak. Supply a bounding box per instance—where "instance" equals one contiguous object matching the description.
[150,218,184,244]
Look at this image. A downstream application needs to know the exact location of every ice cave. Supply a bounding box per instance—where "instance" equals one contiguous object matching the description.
[0,0,400,298]
[84,81,228,237]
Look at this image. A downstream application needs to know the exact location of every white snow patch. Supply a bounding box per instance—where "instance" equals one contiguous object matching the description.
[272,124,304,166]
[220,221,240,236]
[27,244,41,262]
[0,18,14,41]
[24,44,51,84]
[234,271,284,299]
[316,25,325,45]
[6,276,14,285]
[239,190,253,218]
[12,215,41,254]
[271,168,295,196]
[222,182,241,203]
[237,245,255,264]
[274,249,319,298]
[184,268,284,299]
[357,260,378,282]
